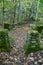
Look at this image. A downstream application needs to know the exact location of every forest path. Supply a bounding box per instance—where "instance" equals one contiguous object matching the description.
[0,24,43,65]
[9,24,31,48]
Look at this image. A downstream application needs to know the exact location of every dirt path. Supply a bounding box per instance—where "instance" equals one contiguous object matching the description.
[9,24,30,48]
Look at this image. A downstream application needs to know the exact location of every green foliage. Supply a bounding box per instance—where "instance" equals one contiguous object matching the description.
[41,30,43,40]
[9,36,15,46]
[0,0,43,24]
[40,0,43,4]
[35,24,43,33]
[24,42,29,55]
[24,30,41,55]
[41,30,43,35]
[0,29,11,52]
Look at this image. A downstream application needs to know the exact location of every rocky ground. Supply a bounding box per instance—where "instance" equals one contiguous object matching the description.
[0,24,43,65]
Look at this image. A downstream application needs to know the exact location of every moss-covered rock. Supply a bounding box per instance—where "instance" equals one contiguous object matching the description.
[0,29,11,52]
[24,30,41,55]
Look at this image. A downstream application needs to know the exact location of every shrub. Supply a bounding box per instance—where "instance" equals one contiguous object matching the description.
[0,29,11,52]
[40,30,43,49]
[41,30,43,37]
[24,30,41,55]
[35,24,43,33]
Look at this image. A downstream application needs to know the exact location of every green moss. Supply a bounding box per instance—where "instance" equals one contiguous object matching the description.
[0,29,11,52]
[4,22,11,30]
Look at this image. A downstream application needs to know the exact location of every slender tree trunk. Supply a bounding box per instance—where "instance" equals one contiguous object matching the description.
[13,0,17,24]
[17,0,20,23]
[36,0,40,19]
[3,0,4,24]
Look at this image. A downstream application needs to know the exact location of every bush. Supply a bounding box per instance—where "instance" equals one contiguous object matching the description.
[41,30,43,37]
[24,30,41,55]
[40,30,43,49]
[35,24,43,33]
[4,22,11,30]
[0,29,11,52]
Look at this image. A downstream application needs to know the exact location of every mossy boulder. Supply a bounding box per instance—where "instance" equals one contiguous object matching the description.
[4,22,11,30]
[24,30,41,55]
[0,29,11,52]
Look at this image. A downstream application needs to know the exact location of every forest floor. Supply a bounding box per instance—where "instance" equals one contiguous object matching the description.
[0,24,43,65]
